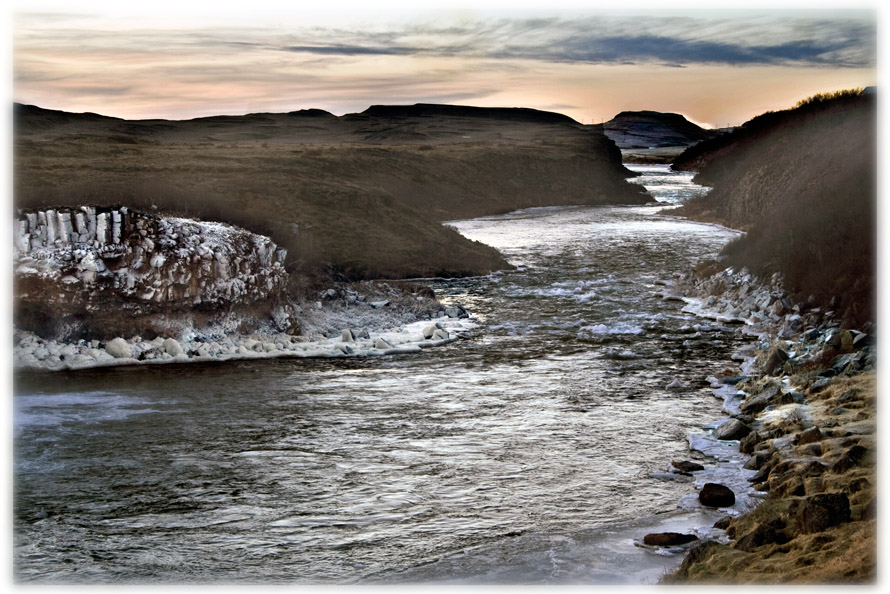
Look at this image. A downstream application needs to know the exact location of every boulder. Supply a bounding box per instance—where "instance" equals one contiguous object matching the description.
[714,418,751,441]
[763,346,789,375]
[827,329,854,353]
[798,443,823,457]
[809,377,833,392]
[748,465,771,484]
[734,523,782,552]
[794,492,851,534]
[643,532,699,546]
[375,337,394,349]
[739,431,763,455]
[740,385,792,414]
[852,331,873,348]
[671,460,705,473]
[444,305,468,318]
[341,329,355,342]
[433,329,450,340]
[666,378,688,391]
[670,541,725,581]
[162,338,184,357]
[831,445,867,473]
[743,452,769,470]
[422,324,438,339]
[831,352,864,375]
[713,516,732,530]
[699,483,736,508]
[105,337,133,359]
[779,316,804,339]
[796,426,823,446]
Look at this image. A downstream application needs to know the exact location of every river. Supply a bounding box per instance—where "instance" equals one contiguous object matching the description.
[14,164,745,584]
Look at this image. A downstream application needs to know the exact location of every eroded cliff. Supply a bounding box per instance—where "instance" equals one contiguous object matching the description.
[14,205,294,342]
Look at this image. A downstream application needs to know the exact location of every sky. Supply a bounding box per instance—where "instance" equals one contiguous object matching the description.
[11,1,879,128]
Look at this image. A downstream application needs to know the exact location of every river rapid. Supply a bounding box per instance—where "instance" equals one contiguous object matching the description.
[14,164,745,584]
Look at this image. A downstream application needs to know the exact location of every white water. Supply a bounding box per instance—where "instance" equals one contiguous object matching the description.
[14,165,751,584]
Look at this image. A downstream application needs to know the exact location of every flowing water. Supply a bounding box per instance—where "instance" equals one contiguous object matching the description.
[14,164,744,584]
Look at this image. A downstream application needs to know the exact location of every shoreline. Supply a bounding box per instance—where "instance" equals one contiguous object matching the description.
[13,315,476,374]
[630,267,773,568]
[658,262,876,583]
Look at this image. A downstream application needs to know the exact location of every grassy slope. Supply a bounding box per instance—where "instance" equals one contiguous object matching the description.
[14,104,649,283]
[672,93,876,327]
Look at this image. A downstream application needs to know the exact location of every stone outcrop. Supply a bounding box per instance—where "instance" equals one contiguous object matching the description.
[14,206,292,341]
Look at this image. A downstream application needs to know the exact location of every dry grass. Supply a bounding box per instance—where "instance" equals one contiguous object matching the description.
[666,372,876,584]
[14,105,648,281]
[668,520,875,584]
[673,91,875,327]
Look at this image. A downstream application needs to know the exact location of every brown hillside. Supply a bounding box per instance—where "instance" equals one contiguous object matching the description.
[672,91,876,327]
[14,103,650,282]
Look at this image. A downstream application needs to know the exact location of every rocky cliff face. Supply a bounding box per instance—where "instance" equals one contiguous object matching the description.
[14,206,294,341]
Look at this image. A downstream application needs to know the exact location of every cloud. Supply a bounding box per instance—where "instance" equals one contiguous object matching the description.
[284,44,418,56]
[11,10,877,122]
[529,35,865,67]
[275,15,876,68]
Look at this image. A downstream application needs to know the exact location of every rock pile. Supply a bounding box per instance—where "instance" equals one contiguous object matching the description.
[667,263,875,389]
[663,262,876,583]
[13,317,474,372]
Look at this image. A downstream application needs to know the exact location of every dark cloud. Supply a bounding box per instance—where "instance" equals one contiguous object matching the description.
[64,86,134,96]
[272,15,876,68]
[284,44,419,56]
[526,35,865,67]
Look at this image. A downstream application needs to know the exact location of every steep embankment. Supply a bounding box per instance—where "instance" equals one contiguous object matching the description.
[13,203,475,370]
[672,90,876,327]
[14,103,649,281]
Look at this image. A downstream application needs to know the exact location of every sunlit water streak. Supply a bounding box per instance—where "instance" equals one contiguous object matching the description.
[15,165,743,584]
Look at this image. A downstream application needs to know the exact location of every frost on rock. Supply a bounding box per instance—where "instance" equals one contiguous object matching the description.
[14,205,291,341]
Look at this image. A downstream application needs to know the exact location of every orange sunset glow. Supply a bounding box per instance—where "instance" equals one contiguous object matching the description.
[13,4,877,126]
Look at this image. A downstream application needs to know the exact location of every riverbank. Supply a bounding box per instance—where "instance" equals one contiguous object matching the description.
[15,103,649,281]
[661,262,876,583]
[13,280,476,372]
